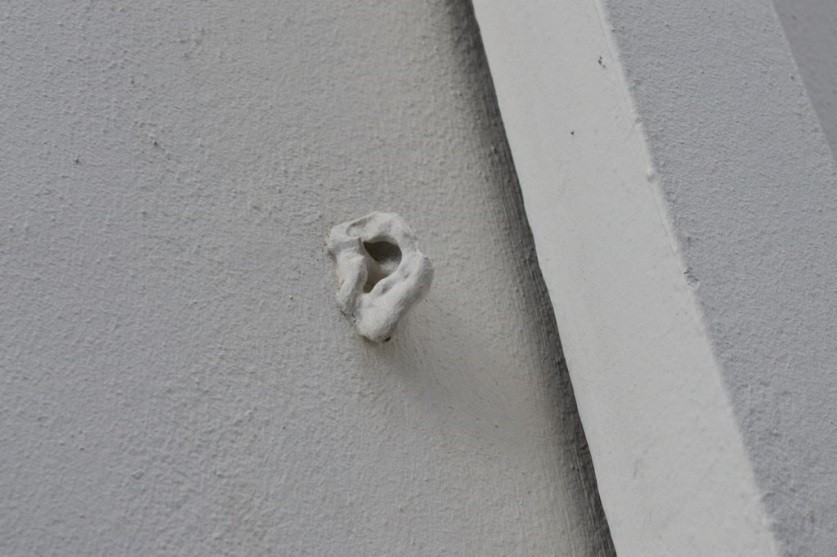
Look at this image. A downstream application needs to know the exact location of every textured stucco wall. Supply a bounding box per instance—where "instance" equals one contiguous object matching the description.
[773,0,837,155]
[472,1,777,555]
[599,1,837,554]
[773,0,837,153]
[0,0,613,555]
[473,0,837,555]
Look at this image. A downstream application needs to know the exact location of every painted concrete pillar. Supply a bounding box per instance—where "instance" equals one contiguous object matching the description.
[473,0,837,555]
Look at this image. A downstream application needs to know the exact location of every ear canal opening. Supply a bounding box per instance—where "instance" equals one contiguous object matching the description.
[362,240,402,293]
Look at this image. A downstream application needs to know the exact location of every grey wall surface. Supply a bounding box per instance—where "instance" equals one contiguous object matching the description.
[0,0,612,555]
[600,0,837,554]
[774,0,837,156]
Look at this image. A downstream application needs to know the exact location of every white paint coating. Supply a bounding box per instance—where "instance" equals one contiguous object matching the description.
[472,0,779,555]
[328,212,433,343]
[774,0,837,155]
[0,0,613,554]
[600,1,837,554]
[474,0,837,554]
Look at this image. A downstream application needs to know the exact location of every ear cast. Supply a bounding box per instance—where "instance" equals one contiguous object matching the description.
[327,212,433,343]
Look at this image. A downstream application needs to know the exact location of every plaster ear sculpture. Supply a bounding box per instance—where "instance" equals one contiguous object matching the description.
[327,212,433,343]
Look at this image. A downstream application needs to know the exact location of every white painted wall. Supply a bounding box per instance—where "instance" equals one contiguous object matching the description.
[472,2,777,555]
[474,0,837,555]
[0,0,613,555]
[601,1,837,554]
[774,0,837,155]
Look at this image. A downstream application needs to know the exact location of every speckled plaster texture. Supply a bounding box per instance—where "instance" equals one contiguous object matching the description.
[773,0,837,157]
[599,0,837,554]
[472,1,778,554]
[0,1,613,555]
